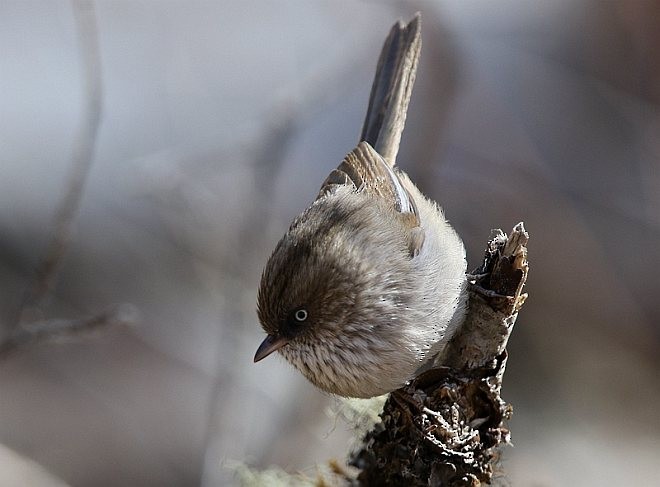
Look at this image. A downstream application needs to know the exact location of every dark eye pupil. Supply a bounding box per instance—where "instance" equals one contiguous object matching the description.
[294,309,308,322]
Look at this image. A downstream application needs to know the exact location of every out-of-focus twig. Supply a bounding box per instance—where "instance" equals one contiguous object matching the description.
[0,305,137,360]
[17,0,103,322]
[0,1,130,359]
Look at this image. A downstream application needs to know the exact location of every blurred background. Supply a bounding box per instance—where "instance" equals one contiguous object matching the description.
[1,0,659,485]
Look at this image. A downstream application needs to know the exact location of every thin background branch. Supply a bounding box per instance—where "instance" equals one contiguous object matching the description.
[0,0,126,359]
[19,0,103,319]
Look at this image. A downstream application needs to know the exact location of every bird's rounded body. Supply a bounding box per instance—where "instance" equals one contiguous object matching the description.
[256,145,466,397]
[254,14,467,398]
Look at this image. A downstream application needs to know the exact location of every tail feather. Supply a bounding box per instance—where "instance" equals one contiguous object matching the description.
[360,13,421,167]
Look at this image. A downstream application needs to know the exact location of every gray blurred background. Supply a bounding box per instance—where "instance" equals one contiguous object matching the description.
[1,0,659,485]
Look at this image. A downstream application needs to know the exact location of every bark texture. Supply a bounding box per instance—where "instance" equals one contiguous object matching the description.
[349,223,529,486]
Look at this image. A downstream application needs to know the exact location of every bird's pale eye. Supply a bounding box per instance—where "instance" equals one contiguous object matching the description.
[294,308,308,322]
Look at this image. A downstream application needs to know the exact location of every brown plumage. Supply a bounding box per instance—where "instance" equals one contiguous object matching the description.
[254,14,467,398]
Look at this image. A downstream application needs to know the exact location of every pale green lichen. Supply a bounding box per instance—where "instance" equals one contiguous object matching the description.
[231,395,387,486]
[326,396,387,451]
[230,460,351,487]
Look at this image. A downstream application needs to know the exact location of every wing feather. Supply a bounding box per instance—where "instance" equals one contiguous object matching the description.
[317,142,424,256]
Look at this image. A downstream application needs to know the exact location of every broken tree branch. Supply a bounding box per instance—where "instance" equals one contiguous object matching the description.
[349,223,529,486]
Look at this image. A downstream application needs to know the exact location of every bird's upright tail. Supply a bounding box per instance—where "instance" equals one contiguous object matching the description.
[360,13,421,167]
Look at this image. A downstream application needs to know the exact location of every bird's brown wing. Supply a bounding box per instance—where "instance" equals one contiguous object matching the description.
[317,141,425,255]
[314,14,424,255]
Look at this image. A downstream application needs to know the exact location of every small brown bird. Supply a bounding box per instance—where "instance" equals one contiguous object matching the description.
[254,14,467,398]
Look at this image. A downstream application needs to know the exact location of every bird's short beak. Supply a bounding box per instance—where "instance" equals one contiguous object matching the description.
[254,334,289,363]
